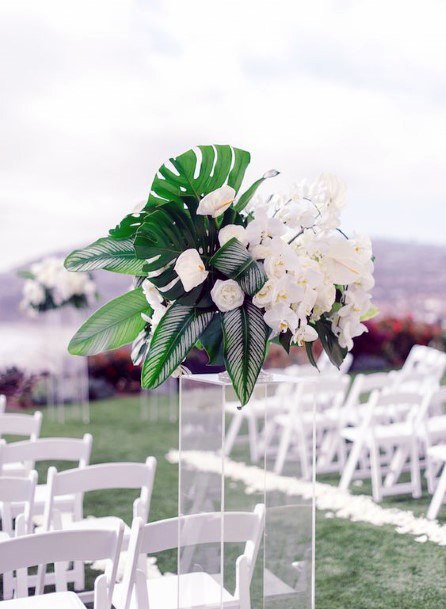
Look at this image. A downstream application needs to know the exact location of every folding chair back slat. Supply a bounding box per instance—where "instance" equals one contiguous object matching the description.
[0,522,124,601]
[0,411,42,440]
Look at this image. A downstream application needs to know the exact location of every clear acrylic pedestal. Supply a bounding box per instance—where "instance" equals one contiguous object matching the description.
[178,373,315,609]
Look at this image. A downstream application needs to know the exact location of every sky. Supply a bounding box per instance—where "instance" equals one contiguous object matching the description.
[1,0,445,271]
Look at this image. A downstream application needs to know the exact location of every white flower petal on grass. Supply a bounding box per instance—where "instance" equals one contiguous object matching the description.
[197,185,236,218]
[211,279,244,312]
[174,249,209,292]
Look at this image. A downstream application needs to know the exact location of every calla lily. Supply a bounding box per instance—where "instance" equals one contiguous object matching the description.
[174,248,209,292]
[197,185,236,218]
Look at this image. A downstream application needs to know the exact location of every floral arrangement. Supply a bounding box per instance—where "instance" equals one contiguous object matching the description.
[65,145,376,405]
[20,256,97,315]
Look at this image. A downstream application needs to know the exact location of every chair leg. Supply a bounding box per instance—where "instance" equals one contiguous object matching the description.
[410,439,422,499]
[369,440,383,502]
[339,437,364,491]
[384,446,408,488]
[224,411,244,457]
[427,463,446,520]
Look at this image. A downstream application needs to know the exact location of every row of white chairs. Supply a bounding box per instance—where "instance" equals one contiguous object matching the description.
[0,504,265,609]
[0,418,265,608]
[224,345,446,518]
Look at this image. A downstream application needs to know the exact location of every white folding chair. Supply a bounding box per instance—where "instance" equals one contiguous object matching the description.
[0,412,42,477]
[339,389,433,502]
[0,471,37,538]
[0,521,123,609]
[426,444,446,520]
[113,505,265,609]
[0,471,38,599]
[42,459,157,596]
[0,435,92,518]
[0,396,6,414]
[269,375,350,478]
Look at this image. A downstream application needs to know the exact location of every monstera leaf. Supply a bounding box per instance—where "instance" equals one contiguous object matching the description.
[141,303,214,388]
[210,238,267,296]
[222,300,270,406]
[146,145,251,207]
[65,237,146,275]
[134,202,197,272]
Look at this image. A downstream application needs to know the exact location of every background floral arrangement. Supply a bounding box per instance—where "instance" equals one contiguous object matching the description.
[19,256,97,315]
[65,145,376,405]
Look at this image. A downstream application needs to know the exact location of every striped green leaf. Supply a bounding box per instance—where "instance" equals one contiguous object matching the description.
[210,238,267,296]
[142,304,214,389]
[65,237,146,275]
[222,300,270,406]
[68,287,149,355]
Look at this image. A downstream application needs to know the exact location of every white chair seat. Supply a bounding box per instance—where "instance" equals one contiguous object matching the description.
[427,444,446,462]
[64,517,132,546]
[116,572,237,609]
[0,591,86,608]
[274,411,333,429]
[342,422,412,444]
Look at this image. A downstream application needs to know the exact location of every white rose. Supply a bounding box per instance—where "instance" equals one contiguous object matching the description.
[218,224,248,247]
[211,279,244,312]
[197,185,236,218]
[174,249,209,292]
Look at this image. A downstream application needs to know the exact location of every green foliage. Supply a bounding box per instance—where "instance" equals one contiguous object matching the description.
[210,238,267,296]
[64,237,146,275]
[146,145,251,206]
[315,318,348,368]
[222,300,270,406]
[199,313,225,365]
[68,288,150,356]
[141,304,214,389]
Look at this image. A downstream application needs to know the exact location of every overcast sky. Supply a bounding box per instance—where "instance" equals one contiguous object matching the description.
[1,0,445,271]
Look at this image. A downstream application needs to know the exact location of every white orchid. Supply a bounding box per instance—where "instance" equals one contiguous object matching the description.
[197,185,236,218]
[218,224,248,247]
[252,279,275,309]
[211,279,244,312]
[174,248,209,292]
[264,303,299,334]
[293,322,318,346]
[245,208,287,249]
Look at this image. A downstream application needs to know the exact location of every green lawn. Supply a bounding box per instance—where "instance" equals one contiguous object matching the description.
[22,396,446,608]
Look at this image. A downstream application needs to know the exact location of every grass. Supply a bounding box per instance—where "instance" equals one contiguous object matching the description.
[14,396,446,608]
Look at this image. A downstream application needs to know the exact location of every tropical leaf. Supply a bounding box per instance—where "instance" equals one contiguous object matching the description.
[146,145,250,207]
[222,300,270,406]
[65,237,146,275]
[315,318,348,368]
[305,341,318,368]
[209,238,267,296]
[134,202,197,272]
[141,304,214,389]
[233,169,280,213]
[109,212,148,239]
[68,288,149,356]
[199,313,225,365]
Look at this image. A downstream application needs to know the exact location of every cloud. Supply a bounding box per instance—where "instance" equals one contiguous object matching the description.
[0,0,445,270]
